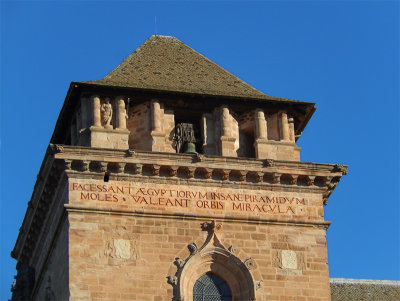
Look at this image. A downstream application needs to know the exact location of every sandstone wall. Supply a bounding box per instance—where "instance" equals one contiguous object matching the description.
[66,176,331,301]
[128,102,152,151]
[68,213,330,301]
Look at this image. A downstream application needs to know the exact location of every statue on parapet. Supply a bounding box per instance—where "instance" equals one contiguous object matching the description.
[101,98,113,129]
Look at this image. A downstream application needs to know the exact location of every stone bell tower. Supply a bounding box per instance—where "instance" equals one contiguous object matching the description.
[11,35,347,301]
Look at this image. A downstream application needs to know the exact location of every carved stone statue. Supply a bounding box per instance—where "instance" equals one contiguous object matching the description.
[101,98,113,129]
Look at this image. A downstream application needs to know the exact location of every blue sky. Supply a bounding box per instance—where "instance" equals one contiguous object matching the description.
[1,0,399,299]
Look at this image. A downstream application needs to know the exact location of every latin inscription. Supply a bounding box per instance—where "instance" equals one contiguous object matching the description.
[70,182,308,215]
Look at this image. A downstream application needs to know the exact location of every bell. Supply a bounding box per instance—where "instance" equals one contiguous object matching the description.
[183,142,197,154]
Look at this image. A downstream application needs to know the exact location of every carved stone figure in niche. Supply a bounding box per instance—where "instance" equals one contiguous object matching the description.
[174,123,197,154]
[101,98,113,129]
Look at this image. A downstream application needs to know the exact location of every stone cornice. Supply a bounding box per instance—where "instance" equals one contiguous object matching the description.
[11,149,64,265]
[53,144,346,204]
[12,143,346,265]
[52,144,347,174]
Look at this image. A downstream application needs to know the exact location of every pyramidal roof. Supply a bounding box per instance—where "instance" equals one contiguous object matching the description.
[83,35,270,99]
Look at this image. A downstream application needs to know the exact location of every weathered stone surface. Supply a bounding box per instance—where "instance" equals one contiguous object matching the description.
[281,250,297,269]
[113,239,131,259]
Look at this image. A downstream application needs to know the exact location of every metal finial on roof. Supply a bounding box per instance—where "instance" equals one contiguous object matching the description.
[154,16,157,36]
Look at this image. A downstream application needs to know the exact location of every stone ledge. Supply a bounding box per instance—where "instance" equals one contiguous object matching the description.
[65,204,332,229]
[61,158,342,198]
[51,145,347,175]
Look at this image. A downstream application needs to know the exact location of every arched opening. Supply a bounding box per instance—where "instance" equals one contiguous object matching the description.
[176,249,255,300]
[193,272,232,301]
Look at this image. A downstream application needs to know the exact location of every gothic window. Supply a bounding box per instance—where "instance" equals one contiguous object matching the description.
[193,272,232,301]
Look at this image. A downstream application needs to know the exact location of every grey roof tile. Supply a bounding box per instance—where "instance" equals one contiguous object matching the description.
[330,278,400,301]
[82,35,272,99]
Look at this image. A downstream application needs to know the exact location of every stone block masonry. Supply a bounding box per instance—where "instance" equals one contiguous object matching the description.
[67,211,331,301]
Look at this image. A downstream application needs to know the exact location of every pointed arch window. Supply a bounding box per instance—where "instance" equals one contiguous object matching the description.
[193,272,232,301]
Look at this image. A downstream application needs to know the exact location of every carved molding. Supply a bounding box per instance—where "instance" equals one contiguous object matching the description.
[64,159,72,170]
[187,243,198,255]
[265,159,274,167]
[334,164,348,175]
[193,153,204,163]
[199,168,212,179]
[167,275,178,286]
[200,220,222,233]
[17,159,63,264]
[290,175,298,185]
[184,167,196,179]
[99,161,107,173]
[47,144,64,154]
[126,149,135,157]
[61,158,344,203]
[272,173,280,184]
[167,221,257,301]
[81,160,89,172]
[307,176,315,186]
[116,163,125,173]
[218,169,230,181]
[228,245,236,254]
[244,258,255,270]
[237,170,247,182]
[174,257,185,269]
[254,172,263,183]
[168,166,179,177]
[152,165,160,176]
[134,163,142,175]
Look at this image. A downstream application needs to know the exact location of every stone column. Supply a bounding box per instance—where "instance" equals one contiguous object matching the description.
[254,109,269,159]
[201,113,216,155]
[92,96,101,127]
[90,95,129,149]
[151,99,165,152]
[280,112,290,141]
[255,109,267,139]
[151,100,162,132]
[116,96,127,130]
[220,106,237,157]
[221,106,230,137]
[288,117,295,142]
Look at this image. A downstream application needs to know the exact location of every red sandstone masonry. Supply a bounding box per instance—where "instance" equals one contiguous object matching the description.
[67,211,330,301]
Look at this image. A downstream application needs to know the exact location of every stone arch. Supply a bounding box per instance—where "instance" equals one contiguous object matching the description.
[167,221,256,301]
[179,248,255,300]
